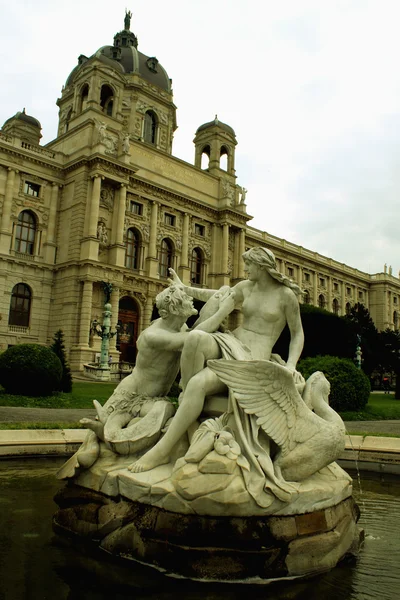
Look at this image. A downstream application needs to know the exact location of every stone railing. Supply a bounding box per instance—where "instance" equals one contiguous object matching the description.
[21,141,56,159]
[84,362,134,382]
[0,131,13,144]
[8,325,29,334]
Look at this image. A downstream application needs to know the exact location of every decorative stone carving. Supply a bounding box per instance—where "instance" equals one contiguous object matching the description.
[100,186,114,210]
[97,221,108,246]
[222,180,235,205]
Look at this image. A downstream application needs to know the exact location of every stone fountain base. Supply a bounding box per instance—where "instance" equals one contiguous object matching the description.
[53,484,363,582]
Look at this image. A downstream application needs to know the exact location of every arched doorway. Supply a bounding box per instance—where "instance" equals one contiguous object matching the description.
[117,296,139,363]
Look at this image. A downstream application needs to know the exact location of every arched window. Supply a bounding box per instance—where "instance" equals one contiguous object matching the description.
[190,247,204,285]
[303,290,311,305]
[345,302,351,316]
[100,84,114,116]
[201,145,210,170]
[332,298,339,315]
[394,310,398,329]
[318,294,326,309]
[159,238,173,278]
[143,111,157,144]
[125,228,140,270]
[9,283,32,327]
[220,146,228,170]
[14,210,36,255]
[78,84,89,113]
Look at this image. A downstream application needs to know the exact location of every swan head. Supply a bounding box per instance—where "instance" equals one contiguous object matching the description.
[302,371,331,409]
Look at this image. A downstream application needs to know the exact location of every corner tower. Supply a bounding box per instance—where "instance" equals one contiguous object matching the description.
[193,116,237,178]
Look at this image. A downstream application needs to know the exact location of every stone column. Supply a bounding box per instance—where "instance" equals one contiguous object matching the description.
[109,287,120,352]
[222,223,229,273]
[43,182,59,263]
[388,291,393,327]
[178,213,191,284]
[0,168,17,254]
[78,280,93,346]
[298,265,303,303]
[115,185,126,245]
[88,175,101,237]
[313,271,318,306]
[327,276,332,312]
[238,228,246,279]
[341,281,346,315]
[146,201,159,278]
[143,295,155,330]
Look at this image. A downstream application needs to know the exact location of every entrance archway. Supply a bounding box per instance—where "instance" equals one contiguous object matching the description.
[117,296,139,363]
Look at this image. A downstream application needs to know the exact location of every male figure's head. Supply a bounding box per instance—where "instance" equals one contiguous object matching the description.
[156,284,198,321]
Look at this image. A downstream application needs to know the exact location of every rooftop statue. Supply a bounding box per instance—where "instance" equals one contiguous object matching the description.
[55,246,360,581]
[124,9,132,31]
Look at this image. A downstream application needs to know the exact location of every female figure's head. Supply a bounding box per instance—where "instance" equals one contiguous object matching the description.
[242,247,302,296]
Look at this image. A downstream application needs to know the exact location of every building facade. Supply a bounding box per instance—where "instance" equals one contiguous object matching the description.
[0,14,399,373]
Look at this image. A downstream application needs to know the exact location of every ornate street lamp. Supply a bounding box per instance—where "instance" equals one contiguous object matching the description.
[91,282,119,372]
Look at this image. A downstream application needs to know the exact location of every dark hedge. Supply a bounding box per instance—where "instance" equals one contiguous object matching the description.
[0,344,63,397]
[298,355,370,412]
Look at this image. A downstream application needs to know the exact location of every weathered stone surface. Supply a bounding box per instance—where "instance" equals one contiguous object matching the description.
[53,488,362,581]
[198,450,237,474]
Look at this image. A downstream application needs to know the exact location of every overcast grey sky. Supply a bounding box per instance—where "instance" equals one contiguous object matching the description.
[1,0,399,275]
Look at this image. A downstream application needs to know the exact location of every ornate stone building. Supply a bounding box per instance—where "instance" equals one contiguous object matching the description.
[0,14,399,373]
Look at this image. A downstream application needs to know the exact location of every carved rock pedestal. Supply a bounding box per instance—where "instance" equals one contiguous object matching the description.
[53,486,362,581]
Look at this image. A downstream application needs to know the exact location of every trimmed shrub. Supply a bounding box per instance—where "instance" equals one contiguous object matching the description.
[0,344,63,396]
[51,330,73,393]
[297,355,370,412]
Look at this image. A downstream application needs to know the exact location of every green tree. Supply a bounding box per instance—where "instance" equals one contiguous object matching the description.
[378,329,400,398]
[273,304,356,361]
[51,330,73,393]
[343,303,379,376]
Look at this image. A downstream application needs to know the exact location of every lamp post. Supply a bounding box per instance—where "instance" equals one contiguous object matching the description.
[91,283,119,379]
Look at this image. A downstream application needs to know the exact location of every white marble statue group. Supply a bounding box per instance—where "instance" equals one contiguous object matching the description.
[58,247,348,516]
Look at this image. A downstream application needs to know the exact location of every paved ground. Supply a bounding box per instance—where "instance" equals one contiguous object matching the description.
[0,406,399,436]
[0,406,96,423]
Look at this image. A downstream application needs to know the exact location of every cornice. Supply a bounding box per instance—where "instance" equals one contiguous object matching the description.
[129,176,250,225]
[0,143,64,174]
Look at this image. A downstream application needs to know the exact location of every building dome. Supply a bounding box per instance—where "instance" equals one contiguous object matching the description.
[196,116,236,137]
[65,14,171,92]
[2,109,41,130]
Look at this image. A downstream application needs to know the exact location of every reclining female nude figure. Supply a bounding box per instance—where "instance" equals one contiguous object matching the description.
[130,246,304,474]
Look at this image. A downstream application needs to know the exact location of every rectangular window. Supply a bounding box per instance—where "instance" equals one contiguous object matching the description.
[24,181,40,197]
[333,282,338,291]
[358,291,363,300]
[129,201,143,215]
[319,277,325,287]
[195,223,205,237]
[346,287,351,296]
[394,297,398,305]
[287,267,294,277]
[304,273,310,282]
[164,213,175,227]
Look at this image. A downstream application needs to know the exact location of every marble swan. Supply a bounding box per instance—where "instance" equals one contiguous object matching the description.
[207,360,346,482]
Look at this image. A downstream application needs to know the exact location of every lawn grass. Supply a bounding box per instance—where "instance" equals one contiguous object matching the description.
[0,381,117,409]
[340,393,400,421]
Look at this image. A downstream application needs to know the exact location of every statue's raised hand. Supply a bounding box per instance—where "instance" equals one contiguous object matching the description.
[168,268,184,287]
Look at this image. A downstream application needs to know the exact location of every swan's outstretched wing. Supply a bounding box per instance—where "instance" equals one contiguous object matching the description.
[208,359,319,456]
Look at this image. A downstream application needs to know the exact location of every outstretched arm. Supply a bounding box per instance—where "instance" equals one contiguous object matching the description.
[285,292,304,371]
[168,269,217,302]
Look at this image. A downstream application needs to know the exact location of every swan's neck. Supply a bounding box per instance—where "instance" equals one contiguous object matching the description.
[313,397,343,427]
